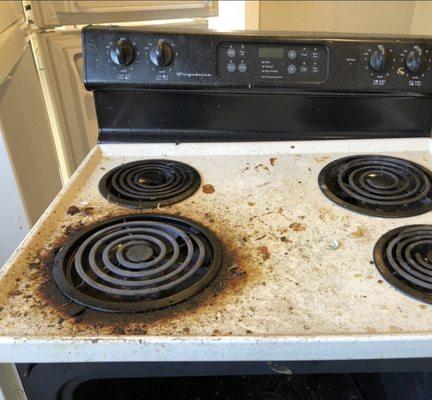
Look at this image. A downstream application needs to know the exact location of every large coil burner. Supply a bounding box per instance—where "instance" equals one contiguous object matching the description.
[53,214,222,313]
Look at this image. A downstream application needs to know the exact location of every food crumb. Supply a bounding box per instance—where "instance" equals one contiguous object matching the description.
[257,245,270,260]
[289,222,306,232]
[255,164,269,171]
[202,184,215,194]
[67,205,80,215]
[82,207,94,216]
[351,226,364,238]
[314,156,331,164]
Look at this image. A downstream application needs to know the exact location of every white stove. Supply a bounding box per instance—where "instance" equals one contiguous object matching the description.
[3,25,432,399]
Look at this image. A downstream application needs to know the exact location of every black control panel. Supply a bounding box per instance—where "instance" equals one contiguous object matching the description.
[84,26,432,94]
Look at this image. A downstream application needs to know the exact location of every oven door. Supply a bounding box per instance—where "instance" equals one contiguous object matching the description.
[16,360,432,400]
[16,362,288,400]
[16,362,380,400]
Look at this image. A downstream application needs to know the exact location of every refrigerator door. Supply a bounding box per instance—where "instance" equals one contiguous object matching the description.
[0,1,62,263]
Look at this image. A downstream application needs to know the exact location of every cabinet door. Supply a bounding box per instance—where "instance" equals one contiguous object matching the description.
[30,0,218,29]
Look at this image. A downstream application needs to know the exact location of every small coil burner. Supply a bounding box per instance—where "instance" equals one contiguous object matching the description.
[318,155,432,217]
[99,160,201,209]
[53,214,222,312]
[374,225,432,304]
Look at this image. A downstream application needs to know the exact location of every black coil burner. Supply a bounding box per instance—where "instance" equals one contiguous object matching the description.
[99,160,201,209]
[318,155,432,217]
[374,225,432,304]
[53,214,222,313]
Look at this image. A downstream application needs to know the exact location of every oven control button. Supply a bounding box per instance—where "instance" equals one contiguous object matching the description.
[110,39,135,66]
[406,46,423,73]
[227,47,236,58]
[369,45,386,72]
[288,49,297,60]
[150,39,174,67]
[287,64,297,74]
[238,62,247,73]
[227,62,236,73]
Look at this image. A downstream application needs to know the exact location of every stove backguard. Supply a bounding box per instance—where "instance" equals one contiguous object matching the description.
[83,26,432,143]
[94,90,432,143]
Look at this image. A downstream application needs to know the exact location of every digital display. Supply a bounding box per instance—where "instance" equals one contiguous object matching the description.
[258,47,284,59]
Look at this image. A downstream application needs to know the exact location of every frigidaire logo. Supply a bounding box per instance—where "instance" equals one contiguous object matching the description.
[176,72,212,78]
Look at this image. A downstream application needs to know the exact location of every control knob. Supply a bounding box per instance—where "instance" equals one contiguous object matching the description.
[150,40,174,67]
[369,45,387,72]
[110,39,135,66]
[406,46,423,73]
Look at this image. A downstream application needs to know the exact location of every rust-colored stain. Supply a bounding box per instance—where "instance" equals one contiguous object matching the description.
[247,201,255,206]
[289,222,306,232]
[9,208,262,337]
[202,184,215,194]
[257,246,270,261]
[270,158,278,167]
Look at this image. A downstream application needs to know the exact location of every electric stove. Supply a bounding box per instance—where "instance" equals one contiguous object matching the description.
[2,26,432,399]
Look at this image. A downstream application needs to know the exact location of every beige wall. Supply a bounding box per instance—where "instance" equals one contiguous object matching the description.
[411,2,432,35]
[259,1,421,35]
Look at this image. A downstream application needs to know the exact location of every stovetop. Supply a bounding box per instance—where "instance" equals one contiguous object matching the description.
[1,138,432,363]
